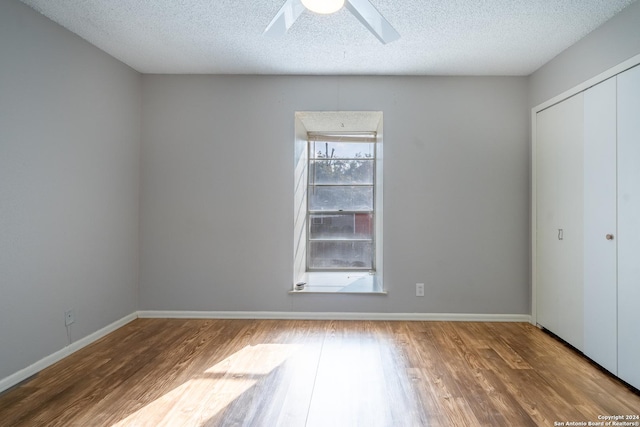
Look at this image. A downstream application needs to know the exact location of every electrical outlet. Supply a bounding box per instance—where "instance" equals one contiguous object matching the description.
[65,309,75,326]
[416,283,425,297]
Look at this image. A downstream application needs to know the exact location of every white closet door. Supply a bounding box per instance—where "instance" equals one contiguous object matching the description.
[583,78,617,374]
[617,65,640,390]
[536,94,584,351]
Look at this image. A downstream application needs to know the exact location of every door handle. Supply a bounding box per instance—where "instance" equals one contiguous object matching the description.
[606,234,614,240]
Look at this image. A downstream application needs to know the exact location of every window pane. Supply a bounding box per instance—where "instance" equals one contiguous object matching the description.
[309,241,373,269]
[311,159,374,185]
[308,186,373,211]
[310,142,374,159]
[310,213,373,240]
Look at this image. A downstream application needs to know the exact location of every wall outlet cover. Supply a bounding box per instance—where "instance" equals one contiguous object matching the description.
[65,310,75,326]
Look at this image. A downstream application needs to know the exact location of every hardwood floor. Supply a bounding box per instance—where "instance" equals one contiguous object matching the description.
[1,319,638,426]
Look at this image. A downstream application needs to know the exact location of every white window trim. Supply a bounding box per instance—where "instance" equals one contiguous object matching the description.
[292,111,385,294]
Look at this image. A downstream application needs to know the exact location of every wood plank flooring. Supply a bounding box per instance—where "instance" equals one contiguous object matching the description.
[1,319,639,426]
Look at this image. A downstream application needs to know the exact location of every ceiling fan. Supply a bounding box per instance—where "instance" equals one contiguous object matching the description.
[264,0,400,44]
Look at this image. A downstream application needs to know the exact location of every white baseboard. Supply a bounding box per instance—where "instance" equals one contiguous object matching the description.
[0,312,137,394]
[137,310,531,323]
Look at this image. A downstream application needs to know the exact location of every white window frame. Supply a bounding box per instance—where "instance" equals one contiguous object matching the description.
[293,111,384,293]
[306,132,377,272]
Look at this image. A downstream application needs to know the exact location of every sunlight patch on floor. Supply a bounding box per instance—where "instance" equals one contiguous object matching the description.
[111,344,300,427]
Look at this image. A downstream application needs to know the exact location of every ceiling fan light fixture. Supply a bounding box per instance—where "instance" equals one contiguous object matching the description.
[301,0,345,14]
[264,0,400,44]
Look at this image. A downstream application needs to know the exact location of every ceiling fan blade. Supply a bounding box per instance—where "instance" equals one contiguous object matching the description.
[263,0,306,38]
[345,0,400,44]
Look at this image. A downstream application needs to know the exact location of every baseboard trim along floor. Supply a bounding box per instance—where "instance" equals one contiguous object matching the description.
[0,312,138,394]
[137,310,531,322]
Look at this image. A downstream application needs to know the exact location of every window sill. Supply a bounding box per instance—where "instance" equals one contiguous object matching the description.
[290,272,386,295]
[289,289,387,295]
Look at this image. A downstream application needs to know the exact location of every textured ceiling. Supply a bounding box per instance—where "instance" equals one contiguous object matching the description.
[19,0,637,75]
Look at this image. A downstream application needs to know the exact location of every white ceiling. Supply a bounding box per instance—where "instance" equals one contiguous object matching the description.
[19,0,637,76]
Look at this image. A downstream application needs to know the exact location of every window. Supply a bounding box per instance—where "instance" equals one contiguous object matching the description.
[293,111,384,293]
[307,132,376,271]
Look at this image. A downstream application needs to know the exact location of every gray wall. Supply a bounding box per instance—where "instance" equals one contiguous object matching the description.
[529,0,640,108]
[0,0,141,380]
[140,75,530,314]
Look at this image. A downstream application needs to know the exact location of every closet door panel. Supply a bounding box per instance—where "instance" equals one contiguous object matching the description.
[536,94,584,350]
[536,105,563,335]
[617,65,640,390]
[583,78,618,374]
